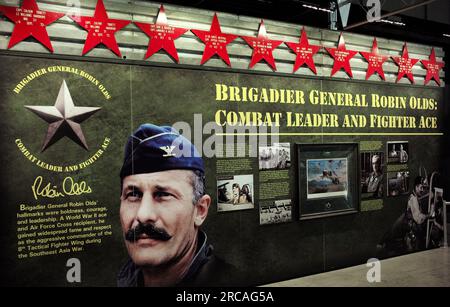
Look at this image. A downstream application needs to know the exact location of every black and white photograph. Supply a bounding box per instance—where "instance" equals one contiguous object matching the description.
[387,171,410,196]
[307,158,348,199]
[217,174,254,212]
[259,143,291,170]
[387,141,409,164]
[259,199,292,225]
[361,152,384,199]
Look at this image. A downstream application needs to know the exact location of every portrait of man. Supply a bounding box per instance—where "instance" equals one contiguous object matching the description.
[376,175,429,256]
[365,154,384,198]
[117,124,239,287]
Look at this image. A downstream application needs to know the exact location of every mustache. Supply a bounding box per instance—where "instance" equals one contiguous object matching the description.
[125,222,172,242]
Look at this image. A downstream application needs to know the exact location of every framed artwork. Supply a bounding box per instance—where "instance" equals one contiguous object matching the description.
[297,143,359,220]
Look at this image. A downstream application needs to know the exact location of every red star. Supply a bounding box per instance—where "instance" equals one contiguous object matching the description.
[134,5,188,62]
[421,48,444,86]
[392,43,419,84]
[191,13,237,66]
[0,0,65,52]
[360,38,389,80]
[326,33,358,78]
[285,27,321,74]
[242,20,283,71]
[70,0,130,57]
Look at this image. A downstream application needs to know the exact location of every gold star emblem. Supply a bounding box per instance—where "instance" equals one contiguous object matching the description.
[25,80,101,152]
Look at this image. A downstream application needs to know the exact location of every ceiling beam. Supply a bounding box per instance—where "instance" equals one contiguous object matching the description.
[344,0,439,30]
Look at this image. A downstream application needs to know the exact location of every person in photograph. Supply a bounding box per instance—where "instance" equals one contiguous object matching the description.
[260,148,272,169]
[365,154,383,198]
[232,183,241,205]
[388,172,404,196]
[430,194,444,248]
[390,144,398,157]
[405,176,430,251]
[217,182,231,203]
[399,144,408,163]
[117,123,240,287]
[238,184,252,204]
[267,147,275,168]
[277,149,289,169]
[398,172,408,194]
[377,175,434,255]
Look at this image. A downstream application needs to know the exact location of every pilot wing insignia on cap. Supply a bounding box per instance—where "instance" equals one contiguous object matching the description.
[160,145,176,157]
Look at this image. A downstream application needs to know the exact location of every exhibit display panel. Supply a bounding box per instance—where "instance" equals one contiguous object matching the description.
[0,0,446,286]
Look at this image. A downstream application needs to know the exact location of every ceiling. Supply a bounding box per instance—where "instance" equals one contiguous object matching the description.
[159,0,450,47]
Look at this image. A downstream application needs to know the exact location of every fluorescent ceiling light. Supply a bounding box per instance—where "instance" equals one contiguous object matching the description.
[302,4,332,13]
[376,19,406,26]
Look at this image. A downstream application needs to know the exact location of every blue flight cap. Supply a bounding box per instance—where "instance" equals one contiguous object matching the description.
[120,124,204,179]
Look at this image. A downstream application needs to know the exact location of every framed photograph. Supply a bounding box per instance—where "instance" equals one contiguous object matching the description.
[297,143,359,220]
[259,143,291,170]
[360,152,384,199]
[387,141,409,164]
[259,199,292,225]
[217,174,254,212]
[387,171,410,196]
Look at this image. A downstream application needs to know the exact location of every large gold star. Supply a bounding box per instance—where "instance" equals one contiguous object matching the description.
[25,80,101,152]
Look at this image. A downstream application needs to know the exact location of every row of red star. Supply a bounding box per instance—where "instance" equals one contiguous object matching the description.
[0,0,444,85]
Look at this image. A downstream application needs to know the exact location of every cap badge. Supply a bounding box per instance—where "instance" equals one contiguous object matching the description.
[160,145,176,157]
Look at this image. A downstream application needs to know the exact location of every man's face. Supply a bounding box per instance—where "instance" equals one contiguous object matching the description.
[372,157,381,173]
[415,183,424,197]
[120,170,207,267]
